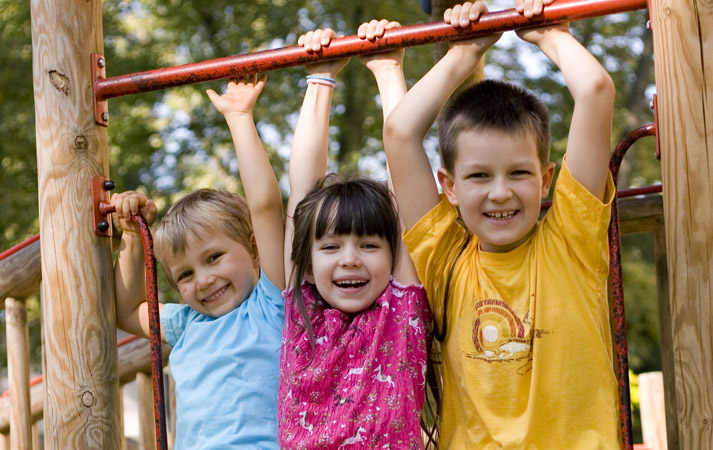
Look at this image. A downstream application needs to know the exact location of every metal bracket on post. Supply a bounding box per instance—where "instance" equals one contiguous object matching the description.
[91,176,116,236]
[92,54,109,126]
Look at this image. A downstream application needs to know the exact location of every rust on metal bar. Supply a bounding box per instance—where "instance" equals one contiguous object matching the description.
[93,0,647,102]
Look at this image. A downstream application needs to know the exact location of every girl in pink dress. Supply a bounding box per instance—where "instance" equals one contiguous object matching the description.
[279,22,429,450]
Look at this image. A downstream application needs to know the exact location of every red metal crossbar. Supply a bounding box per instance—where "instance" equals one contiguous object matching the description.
[92,0,647,124]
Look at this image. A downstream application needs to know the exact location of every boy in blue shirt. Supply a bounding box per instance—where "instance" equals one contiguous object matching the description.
[112,74,284,449]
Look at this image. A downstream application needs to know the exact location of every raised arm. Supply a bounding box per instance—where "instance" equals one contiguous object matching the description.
[207,74,286,289]
[383,1,500,230]
[517,22,615,200]
[358,19,419,285]
[112,191,163,341]
[284,29,349,285]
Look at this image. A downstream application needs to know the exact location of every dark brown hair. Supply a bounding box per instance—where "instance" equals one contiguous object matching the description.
[438,79,551,174]
[289,175,400,348]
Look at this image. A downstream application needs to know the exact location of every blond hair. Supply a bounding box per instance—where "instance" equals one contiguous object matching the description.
[154,189,254,288]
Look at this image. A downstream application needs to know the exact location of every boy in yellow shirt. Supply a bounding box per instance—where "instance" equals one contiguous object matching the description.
[384,2,620,448]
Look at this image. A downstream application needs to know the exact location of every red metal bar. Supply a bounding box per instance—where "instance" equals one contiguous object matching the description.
[608,123,657,450]
[94,0,646,101]
[0,234,39,262]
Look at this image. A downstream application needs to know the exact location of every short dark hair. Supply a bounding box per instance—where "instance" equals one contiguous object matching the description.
[438,79,551,173]
[289,175,400,347]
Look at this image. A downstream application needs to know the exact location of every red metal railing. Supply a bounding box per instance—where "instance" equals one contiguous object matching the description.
[608,124,658,450]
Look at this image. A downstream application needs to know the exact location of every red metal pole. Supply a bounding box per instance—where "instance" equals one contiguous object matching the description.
[94,0,647,101]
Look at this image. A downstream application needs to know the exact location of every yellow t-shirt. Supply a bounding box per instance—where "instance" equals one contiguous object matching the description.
[404,161,620,449]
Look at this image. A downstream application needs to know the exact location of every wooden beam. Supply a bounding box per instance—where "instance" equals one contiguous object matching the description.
[0,242,40,300]
[650,0,713,448]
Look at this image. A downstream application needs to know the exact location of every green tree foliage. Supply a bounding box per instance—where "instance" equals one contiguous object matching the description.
[1,0,661,381]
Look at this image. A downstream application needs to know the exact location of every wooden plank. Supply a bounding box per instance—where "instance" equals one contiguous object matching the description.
[617,195,664,235]
[30,0,120,445]
[650,0,713,448]
[5,298,32,450]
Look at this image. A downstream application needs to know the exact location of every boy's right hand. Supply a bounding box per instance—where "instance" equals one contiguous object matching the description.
[444,2,501,54]
[298,28,350,79]
[110,191,157,235]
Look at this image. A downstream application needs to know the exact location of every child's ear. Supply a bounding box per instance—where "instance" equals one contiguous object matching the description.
[304,268,315,284]
[249,233,260,268]
[437,167,459,207]
[540,162,556,199]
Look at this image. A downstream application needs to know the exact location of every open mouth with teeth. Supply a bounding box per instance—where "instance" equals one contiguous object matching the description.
[485,210,517,219]
[202,284,228,303]
[333,279,368,289]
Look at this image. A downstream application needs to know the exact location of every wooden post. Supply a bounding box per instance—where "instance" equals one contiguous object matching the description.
[136,372,157,450]
[653,226,679,449]
[5,297,32,450]
[638,372,668,450]
[649,0,713,448]
[29,0,121,447]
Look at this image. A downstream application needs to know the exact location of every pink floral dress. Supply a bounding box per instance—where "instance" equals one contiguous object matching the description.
[278,279,430,449]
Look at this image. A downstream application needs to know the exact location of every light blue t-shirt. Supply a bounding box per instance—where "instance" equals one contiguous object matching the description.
[161,271,283,450]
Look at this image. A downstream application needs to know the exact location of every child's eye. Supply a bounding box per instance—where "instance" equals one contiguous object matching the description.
[468,172,488,179]
[207,253,222,263]
[362,242,379,249]
[512,170,532,177]
[176,270,192,282]
[320,244,338,251]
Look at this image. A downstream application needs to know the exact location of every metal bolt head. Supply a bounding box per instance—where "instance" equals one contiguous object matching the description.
[101,112,109,122]
[103,180,116,191]
[97,221,110,232]
[98,58,105,68]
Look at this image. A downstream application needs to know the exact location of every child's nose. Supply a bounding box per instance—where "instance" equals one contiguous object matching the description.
[196,270,215,288]
[488,179,513,202]
[339,247,361,267]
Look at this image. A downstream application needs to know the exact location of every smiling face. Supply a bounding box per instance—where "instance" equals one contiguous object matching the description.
[165,229,260,317]
[438,128,555,253]
[307,233,393,314]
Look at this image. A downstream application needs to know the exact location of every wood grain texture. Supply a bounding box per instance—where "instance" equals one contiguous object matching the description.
[5,298,32,450]
[650,0,713,447]
[30,0,120,446]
